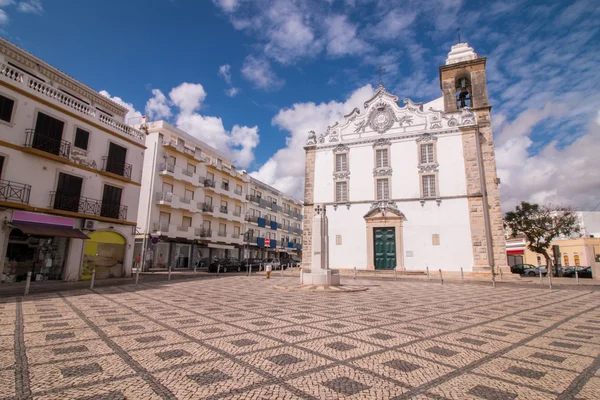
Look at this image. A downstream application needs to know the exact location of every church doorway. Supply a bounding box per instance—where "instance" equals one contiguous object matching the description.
[373,227,396,269]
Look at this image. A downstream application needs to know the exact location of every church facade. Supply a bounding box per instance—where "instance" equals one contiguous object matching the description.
[302,43,507,274]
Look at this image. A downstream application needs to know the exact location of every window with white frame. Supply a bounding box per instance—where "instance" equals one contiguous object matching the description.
[375,149,389,168]
[335,153,348,172]
[335,181,348,202]
[422,175,436,198]
[420,143,434,164]
[376,178,390,200]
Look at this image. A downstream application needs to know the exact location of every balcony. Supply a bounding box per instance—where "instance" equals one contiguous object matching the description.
[176,225,190,232]
[231,233,240,239]
[198,228,212,238]
[218,231,227,237]
[245,214,259,224]
[180,195,192,205]
[102,157,132,180]
[220,206,228,214]
[221,182,230,191]
[23,129,71,160]
[246,194,260,204]
[203,178,216,190]
[233,210,241,217]
[153,222,169,233]
[200,203,214,213]
[182,168,193,177]
[0,180,31,204]
[49,192,127,220]
[234,188,243,196]
[156,192,173,204]
[158,162,175,174]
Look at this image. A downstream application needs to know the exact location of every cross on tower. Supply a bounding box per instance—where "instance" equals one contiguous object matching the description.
[375,66,386,86]
[456,28,461,44]
[315,205,323,215]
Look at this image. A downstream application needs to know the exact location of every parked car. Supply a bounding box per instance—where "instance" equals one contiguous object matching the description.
[240,258,262,271]
[208,258,243,273]
[521,267,548,277]
[265,258,282,270]
[578,267,593,279]
[196,258,210,268]
[511,264,536,274]
[562,267,577,277]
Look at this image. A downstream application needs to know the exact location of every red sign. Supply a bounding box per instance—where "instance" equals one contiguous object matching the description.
[264,238,271,246]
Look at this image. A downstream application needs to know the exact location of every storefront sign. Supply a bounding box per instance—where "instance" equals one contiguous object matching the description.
[12,211,75,227]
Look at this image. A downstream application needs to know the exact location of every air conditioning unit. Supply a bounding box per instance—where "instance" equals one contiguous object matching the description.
[82,219,97,230]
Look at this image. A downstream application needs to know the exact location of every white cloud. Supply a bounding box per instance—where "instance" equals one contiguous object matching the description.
[0,9,8,24]
[212,0,241,13]
[99,90,142,123]
[251,84,375,198]
[218,64,232,85]
[324,15,370,57]
[241,56,284,91]
[169,83,206,115]
[225,87,240,97]
[368,9,417,40]
[0,0,14,7]
[16,0,42,14]
[145,89,171,120]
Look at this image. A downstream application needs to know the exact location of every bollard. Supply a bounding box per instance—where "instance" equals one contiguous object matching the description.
[24,271,32,296]
[300,269,304,284]
[499,268,503,281]
[394,266,397,281]
[439,269,444,284]
[194,265,197,275]
[539,270,543,284]
[135,269,140,285]
[426,266,430,279]
[217,264,220,276]
[576,268,579,285]
[353,266,357,280]
[548,270,552,290]
[90,268,96,290]
[460,267,464,280]
[168,266,172,281]
[281,265,284,278]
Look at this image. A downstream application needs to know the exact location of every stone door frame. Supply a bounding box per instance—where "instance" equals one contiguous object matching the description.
[365,212,404,271]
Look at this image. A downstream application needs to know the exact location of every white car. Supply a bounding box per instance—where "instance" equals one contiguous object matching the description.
[522,267,548,277]
[266,258,281,270]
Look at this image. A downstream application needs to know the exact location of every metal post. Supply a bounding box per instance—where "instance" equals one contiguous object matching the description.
[24,271,32,296]
[168,266,172,281]
[90,268,96,290]
[217,264,220,276]
[426,266,430,279]
[194,265,197,275]
[394,266,397,281]
[576,268,579,284]
[548,269,552,290]
[499,268,503,281]
[281,265,284,277]
[353,266,357,280]
[439,269,444,284]
[539,270,543,284]
[135,268,140,285]
[300,269,304,284]
[460,267,464,280]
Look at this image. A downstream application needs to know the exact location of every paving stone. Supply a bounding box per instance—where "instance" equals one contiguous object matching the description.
[282,330,308,337]
[60,362,103,378]
[39,314,62,319]
[46,332,75,341]
[77,390,126,400]
[266,354,303,366]
[468,384,517,400]
[188,369,231,385]
[231,338,259,347]
[383,359,421,372]
[504,323,525,329]
[321,377,371,396]
[201,327,225,334]
[53,345,89,355]
[43,322,69,328]
[530,352,567,363]
[106,317,128,323]
[550,341,582,350]
[520,317,540,323]
[156,349,190,360]
[250,320,273,326]
[567,333,593,340]
[458,337,488,346]
[369,333,395,341]
[325,341,357,352]
[134,335,164,344]
[326,323,347,329]
[118,325,144,331]
[575,325,600,331]
[425,346,458,357]
[483,329,509,337]
[505,365,546,380]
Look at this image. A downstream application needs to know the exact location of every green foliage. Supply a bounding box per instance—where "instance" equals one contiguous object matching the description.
[504,201,580,265]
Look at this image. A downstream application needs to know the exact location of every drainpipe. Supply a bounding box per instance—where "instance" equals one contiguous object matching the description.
[140,140,158,273]
[475,126,496,282]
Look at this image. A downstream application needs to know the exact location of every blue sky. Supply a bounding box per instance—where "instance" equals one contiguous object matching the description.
[2,0,599,210]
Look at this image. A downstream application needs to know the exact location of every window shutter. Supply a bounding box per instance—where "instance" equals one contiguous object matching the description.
[421,144,434,164]
[335,154,347,172]
[376,149,388,168]
[336,181,347,202]
[422,175,436,197]
[377,179,389,200]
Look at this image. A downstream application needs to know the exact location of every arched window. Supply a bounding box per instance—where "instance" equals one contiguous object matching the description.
[574,255,580,266]
[563,254,569,266]
[456,77,472,109]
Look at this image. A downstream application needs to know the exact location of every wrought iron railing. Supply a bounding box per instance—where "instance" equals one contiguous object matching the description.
[153,223,169,232]
[158,163,175,173]
[156,192,173,203]
[102,157,132,179]
[220,206,228,214]
[204,179,216,188]
[221,182,229,191]
[24,129,71,159]
[199,228,212,237]
[50,192,127,220]
[201,203,214,212]
[245,214,258,223]
[246,194,260,203]
[0,180,31,204]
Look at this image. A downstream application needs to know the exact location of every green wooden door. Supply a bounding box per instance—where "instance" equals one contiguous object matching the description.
[374,227,396,270]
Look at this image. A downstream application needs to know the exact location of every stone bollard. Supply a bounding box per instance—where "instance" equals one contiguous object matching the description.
[281,266,284,278]
[539,270,543,284]
[24,271,32,296]
[394,266,397,281]
[548,270,552,290]
[135,269,140,285]
[194,265,197,275]
[439,269,443,285]
[460,267,464,280]
[300,269,304,284]
[576,268,579,285]
[90,268,96,290]
[168,266,172,281]
[353,266,357,280]
[499,268,503,281]
[217,265,221,276]
[426,266,430,279]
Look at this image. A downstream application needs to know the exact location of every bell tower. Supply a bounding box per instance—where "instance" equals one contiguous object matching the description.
[439,42,508,275]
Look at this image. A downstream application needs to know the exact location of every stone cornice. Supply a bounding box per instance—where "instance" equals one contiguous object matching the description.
[304,193,482,207]
[0,38,129,117]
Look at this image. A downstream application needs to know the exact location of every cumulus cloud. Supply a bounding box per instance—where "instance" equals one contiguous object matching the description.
[99,90,143,123]
[218,64,240,97]
[16,0,42,14]
[145,89,171,120]
[251,84,375,198]
[324,15,371,57]
[241,56,284,91]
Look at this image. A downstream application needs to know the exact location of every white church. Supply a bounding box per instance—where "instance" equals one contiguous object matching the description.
[302,43,507,274]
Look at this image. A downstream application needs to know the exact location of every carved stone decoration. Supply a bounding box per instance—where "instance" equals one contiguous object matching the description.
[346,203,351,210]
[329,136,339,142]
[428,113,442,129]
[368,102,396,133]
[332,143,349,153]
[353,120,367,133]
[416,133,438,143]
[373,168,393,176]
[418,164,439,173]
[459,107,475,126]
[448,117,458,127]
[333,172,350,180]
[345,107,360,121]
[397,114,414,127]
[318,135,326,143]
[364,200,403,218]
[436,198,442,206]
[306,130,317,145]
[373,138,391,148]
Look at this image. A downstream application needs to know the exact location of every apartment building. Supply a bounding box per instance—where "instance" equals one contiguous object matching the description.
[0,38,145,283]
[134,121,248,269]
[245,177,303,261]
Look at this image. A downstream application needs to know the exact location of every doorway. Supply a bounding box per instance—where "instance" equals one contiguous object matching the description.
[373,227,396,270]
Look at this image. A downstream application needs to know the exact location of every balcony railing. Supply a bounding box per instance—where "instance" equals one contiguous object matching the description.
[199,228,212,237]
[221,182,229,191]
[233,210,241,217]
[218,231,227,237]
[183,147,195,157]
[50,192,127,220]
[234,188,242,196]
[156,192,173,203]
[201,203,214,212]
[102,157,132,179]
[177,225,190,232]
[246,194,260,203]
[180,196,192,204]
[220,206,228,214]
[231,233,240,239]
[194,228,202,237]
[24,129,71,159]
[245,215,258,223]
[153,222,169,232]
[158,163,175,173]
[203,179,216,188]
[182,168,193,177]
[0,180,31,204]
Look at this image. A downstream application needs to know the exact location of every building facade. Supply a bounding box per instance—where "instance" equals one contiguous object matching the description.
[0,38,145,283]
[302,43,507,274]
[134,121,302,270]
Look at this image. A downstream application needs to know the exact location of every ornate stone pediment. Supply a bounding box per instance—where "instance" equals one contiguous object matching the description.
[373,168,393,176]
[363,201,404,219]
[332,143,349,153]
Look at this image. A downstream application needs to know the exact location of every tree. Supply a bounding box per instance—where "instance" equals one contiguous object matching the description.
[504,202,580,277]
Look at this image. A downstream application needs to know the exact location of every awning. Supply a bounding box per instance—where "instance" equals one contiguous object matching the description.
[507,249,525,255]
[208,243,236,250]
[11,223,90,239]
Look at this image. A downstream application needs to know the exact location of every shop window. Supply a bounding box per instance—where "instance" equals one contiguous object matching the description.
[0,94,15,123]
[74,128,90,150]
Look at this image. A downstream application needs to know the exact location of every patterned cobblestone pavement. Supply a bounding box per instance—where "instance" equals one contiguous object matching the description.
[1,276,600,399]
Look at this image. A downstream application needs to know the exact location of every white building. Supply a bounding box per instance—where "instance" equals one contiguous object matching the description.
[302,43,507,274]
[0,38,145,283]
[134,121,303,270]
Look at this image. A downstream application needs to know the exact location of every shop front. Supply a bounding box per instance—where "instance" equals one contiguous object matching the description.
[81,231,126,280]
[1,211,88,283]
